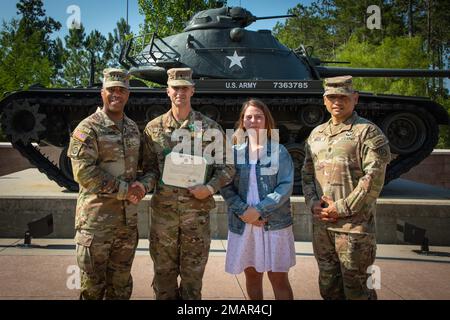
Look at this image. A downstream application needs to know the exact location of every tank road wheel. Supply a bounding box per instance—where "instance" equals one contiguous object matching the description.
[2,100,46,144]
[277,125,290,144]
[285,143,305,195]
[298,105,326,128]
[199,105,220,122]
[59,145,74,181]
[381,112,427,155]
[145,105,167,122]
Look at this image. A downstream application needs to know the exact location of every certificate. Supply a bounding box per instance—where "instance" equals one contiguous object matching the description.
[162,152,207,188]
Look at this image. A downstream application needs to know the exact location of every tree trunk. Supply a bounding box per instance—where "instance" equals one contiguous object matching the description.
[438,44,444,96]
[408,0,414,37]
[427,0,431,53]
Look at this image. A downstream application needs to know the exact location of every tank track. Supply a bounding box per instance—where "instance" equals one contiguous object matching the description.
[0,89,442,193]
[12,141,79,191]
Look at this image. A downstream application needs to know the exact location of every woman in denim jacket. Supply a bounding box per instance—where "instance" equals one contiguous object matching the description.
[220,99,295,300]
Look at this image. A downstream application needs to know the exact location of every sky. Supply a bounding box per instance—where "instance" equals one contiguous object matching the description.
[0,0,308,39]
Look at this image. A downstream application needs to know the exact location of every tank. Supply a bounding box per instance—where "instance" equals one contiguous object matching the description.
[1,6,449,193]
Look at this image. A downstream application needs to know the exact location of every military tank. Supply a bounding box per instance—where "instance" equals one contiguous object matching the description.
[1,6,449,193]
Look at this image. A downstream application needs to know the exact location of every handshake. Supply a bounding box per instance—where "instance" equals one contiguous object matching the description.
[126,181,146,204]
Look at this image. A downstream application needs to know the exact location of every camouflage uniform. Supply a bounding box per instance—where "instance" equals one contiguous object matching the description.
[68,109,141,300]
[143,109,234,300]
[302,107,391,299]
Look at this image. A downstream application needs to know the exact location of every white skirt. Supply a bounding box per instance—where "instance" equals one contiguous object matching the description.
[225,224,296,274]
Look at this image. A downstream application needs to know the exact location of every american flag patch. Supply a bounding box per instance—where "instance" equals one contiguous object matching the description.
[73,129,88,142]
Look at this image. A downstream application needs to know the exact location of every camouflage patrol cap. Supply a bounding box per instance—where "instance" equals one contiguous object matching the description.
[167,68,195,87]
[323,75,354,96]
[103,68,130,89]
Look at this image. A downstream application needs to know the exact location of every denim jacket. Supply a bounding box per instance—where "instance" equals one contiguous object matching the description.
[220,140,294,235]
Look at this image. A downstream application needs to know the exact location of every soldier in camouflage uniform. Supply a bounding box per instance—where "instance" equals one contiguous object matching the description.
[301,76,391,300]
[68,68,148,299]
[142,68,235,300]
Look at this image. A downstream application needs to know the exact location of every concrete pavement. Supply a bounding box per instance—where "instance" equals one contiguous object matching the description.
[1,169,449,299]
[1,238,449,300]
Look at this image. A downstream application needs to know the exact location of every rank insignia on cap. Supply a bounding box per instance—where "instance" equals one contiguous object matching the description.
[323,75,355,96]
[103,68,130,89]
[167,68,195,87]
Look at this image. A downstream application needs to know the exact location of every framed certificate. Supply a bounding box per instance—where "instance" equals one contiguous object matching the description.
[162,152,207,188]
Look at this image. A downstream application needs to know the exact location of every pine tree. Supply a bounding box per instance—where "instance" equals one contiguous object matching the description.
[15,0,62,77]
[0,19,52,95]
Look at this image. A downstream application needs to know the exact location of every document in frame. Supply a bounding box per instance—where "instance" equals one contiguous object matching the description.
[162,152,207,188]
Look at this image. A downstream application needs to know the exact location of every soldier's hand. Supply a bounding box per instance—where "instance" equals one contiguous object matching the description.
[319,195,339,222]
[313,210,338,223]
[241,206,261,224]
[127,181,146,204]
[312,201,330,222]
[311,201,323,215]
[188,185,212,200]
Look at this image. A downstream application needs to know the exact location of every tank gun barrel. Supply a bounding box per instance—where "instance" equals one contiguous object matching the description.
[253,14,297,21]
[316,66,450,78]
[236,12,296,26]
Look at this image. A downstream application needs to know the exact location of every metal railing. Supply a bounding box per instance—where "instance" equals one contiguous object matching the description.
[120,32,180,68]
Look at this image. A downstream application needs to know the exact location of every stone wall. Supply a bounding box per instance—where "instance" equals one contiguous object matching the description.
[400,150,450,189]
[0,143,61,177]
[1,195,449,245]
[0,143,33,176]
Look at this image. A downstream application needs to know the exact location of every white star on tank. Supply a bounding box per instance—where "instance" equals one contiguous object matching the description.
[226,51,245,69]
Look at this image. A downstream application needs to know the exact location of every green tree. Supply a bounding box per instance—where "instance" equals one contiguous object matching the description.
[273,0,449,146]
[436,96,450,148]
[85,30,114,84]
[274,0,409,59]
[0,19,52,95]
[16,0,62,77]
[0,0,59,142]
[138,0,225,37]
[16,0,61,36]
[273,0,446,59]
[62,25,89,86]
[336,35,449,147]
[426,0,450,95]
[61,25,116,87]
[109,18,132,68]
[335,36,431,96]
[274,3,337,60]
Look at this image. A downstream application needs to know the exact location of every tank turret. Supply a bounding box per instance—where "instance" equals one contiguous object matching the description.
[121,6,449,83]
[184,6,258,30]
[120,7,306,84]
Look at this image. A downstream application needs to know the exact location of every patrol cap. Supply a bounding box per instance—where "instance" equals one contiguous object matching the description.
[167,68,195,87]
[103,68,130,89]
[323,75,354,96]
